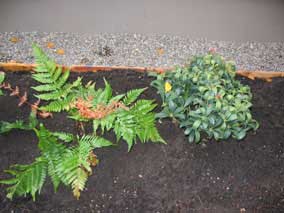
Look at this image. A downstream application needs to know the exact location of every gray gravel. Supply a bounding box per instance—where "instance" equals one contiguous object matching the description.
[0,32,284,71]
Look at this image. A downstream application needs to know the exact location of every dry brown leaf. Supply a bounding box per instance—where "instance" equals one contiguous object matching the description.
[46,42,55,49]
[56,49,65,55]
[31,99,40,109]
[75,98,128,119]
[3,83,11,89]
[156,48,165,56]
[18,92,28,107]
[30,99,40,114]
[10,86,19,96]
[9,37,20,43]
[88,152,98,167]
[38,111,53,119]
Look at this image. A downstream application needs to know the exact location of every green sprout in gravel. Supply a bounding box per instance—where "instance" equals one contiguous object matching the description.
[150,52,259,143]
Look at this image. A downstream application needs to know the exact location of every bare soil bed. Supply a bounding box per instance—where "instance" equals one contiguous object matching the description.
[0,70,284,212]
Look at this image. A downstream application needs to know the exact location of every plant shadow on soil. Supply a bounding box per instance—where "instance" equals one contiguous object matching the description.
[0,70,284,213]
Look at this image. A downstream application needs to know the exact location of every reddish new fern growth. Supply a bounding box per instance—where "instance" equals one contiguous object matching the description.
[74,98,128,120]
[0,82,52,119]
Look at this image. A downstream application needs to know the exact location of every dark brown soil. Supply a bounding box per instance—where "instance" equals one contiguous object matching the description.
[0,70,284,213]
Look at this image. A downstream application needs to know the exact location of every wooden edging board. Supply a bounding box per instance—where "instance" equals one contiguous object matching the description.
[1,62,284,82]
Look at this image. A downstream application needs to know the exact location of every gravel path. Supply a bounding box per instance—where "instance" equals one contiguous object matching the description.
[0,32,284,71]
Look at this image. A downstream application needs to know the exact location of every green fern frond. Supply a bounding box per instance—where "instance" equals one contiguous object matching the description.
[91,79,112,106]
[93,113,117,134]
[0,72,5,96]
[32,44,82,111]
[32,84,56,92]
[27,111,38,129]
[55,135,112,199]
[0,72,5,84]
[85,86,164,151]
[56,70,70,88]
[132,101,165,144]
[47,162,61,192]
[35,124,69,192]
[114,110,136,151]
[32,43,52,65]
[35,78,81,101]
[0,112,38,134]
[0,157,47,201]
[0,120,26,134]
[79,135,113,148]
[114,99,165,151]
[32,73,55,83]
[39,94,76,112]
[52,132,74,143]
[132,99,157,113]
[109,94,125,103]
[123,88,147,105]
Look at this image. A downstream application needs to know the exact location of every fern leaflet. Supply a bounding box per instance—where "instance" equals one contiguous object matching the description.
[31,44,82,111]
[0,158,47,201]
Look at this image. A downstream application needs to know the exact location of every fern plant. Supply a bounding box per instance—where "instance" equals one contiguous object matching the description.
[0,45,165,200]
[0,118,113,200]
[72,81,165,150]
[32,44,164,151]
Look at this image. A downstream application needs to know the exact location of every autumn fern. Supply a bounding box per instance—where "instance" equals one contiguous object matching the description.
[0,45,165,201]
[55,135,112,199]
[0,123,113,200]
[0,157,47,201]
[31,44,81,112]
[88,84,165,151]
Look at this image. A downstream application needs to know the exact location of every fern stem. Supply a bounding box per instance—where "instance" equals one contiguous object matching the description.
[0,82,49,117]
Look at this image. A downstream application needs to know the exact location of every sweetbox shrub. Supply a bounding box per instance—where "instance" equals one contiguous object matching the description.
[150,52,259,143]
[0,45,164,200]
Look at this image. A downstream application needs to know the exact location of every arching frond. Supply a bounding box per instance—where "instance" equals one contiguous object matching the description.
[0,157,47,201]
[31,44,82,112]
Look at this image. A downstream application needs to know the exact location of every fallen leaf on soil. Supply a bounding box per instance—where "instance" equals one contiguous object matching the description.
[156,48,165,56]
[10,86,19,96]
[1,83,11,89]
[31,99,40,113]
[56,49,65,55]
[9,37,20,43]
[46,42,55,49]
[88,152,98,167]
[18,92,27,107]
[38,111,53,118]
